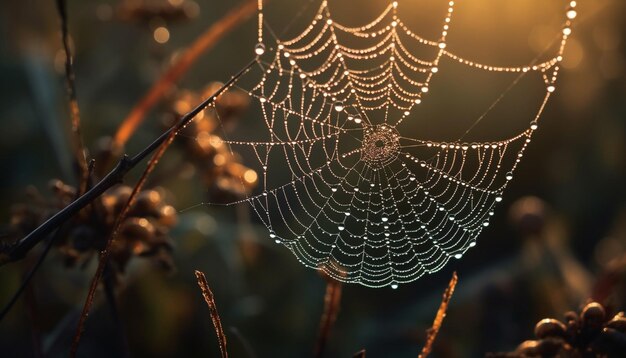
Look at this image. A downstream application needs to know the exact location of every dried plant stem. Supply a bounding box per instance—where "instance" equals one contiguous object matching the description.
[55,0,89,195]
[314,277,343,358]
[0,231,57,322]
[70,58,255,354]
[112,0,258,150]
[70,132,173,357]
[195,270,228,358]
[2,59,257,268]
[418,272,458,358]
[102,264,129,357]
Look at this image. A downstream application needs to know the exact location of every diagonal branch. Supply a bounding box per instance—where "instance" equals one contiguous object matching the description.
[1,58,258,268]
[68,58,256,356]
[71,118,177,357]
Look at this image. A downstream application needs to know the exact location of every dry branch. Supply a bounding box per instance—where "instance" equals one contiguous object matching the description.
[418,272,458,358]
[1,57,256,269]
[70,121,177,357]
[195,270,228,358]
[69,59,255,354]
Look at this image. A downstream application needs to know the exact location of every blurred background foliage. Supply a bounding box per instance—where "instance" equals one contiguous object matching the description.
[0,0,625,357]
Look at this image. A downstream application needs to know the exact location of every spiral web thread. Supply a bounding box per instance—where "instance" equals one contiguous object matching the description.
[202,0,577,288]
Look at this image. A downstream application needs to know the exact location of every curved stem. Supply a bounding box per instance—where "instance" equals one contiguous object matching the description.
[0,232,56,322]
[69,58,257,356]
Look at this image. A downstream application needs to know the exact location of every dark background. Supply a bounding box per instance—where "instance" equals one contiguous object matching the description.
[0,0,625,357]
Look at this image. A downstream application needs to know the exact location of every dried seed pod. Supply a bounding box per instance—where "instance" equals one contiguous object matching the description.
[515,340,540,355]
[535,318,567,339]
[109,185,133,213]
[497,302,626,357]
[158,205,178,227]
[541,338,569,356]
[606,313,626,332]
[564,311,579,323]
[6,179,179,277]
[69,225,99,252]
[519,337,567,357]
[202,82,250,121]
[120,218,156,244]
[133,189,163,216]
[49,179,76,200]
[581,302,606,330]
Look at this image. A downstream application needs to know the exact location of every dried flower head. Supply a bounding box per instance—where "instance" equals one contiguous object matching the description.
[165,83,258,201]
[6,180,178,276]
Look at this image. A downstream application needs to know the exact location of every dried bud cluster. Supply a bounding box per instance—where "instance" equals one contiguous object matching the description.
[99,185,178,272]
[7,180,178,275]
[166,83,258,202]
[492,301,626,357]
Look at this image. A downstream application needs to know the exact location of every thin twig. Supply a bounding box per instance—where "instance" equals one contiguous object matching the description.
[2,58,257,268]
[70,60,255,355]
[112,0,258,150]
[195,270,228,358]
[353,349,366,358]
[71,126,176,357]
[70,127,172,356]
[0,231,57,321]
[418,272,458,358]
[102,264,129,357]
[55,0,89,195]
[314,275,343,358]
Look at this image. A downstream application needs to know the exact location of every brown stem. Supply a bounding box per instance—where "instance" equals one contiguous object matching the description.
[70,60,256,356]
[112,0,259,150]
[195,270,228,358]
[418,272,458,358]
[352,349,366,358]
[314,276,343,358]
[55,0,89,195]
[70,180,144,356]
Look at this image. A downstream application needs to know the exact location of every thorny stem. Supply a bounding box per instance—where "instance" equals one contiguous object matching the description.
[314,276,343,358]
[56,0,89,195]
[195,270,229,358]
[418,272,458,358]
[1,58,257,268]
[112,0,259,151]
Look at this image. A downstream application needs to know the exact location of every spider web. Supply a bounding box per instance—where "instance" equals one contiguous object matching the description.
[193,0,576,288]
